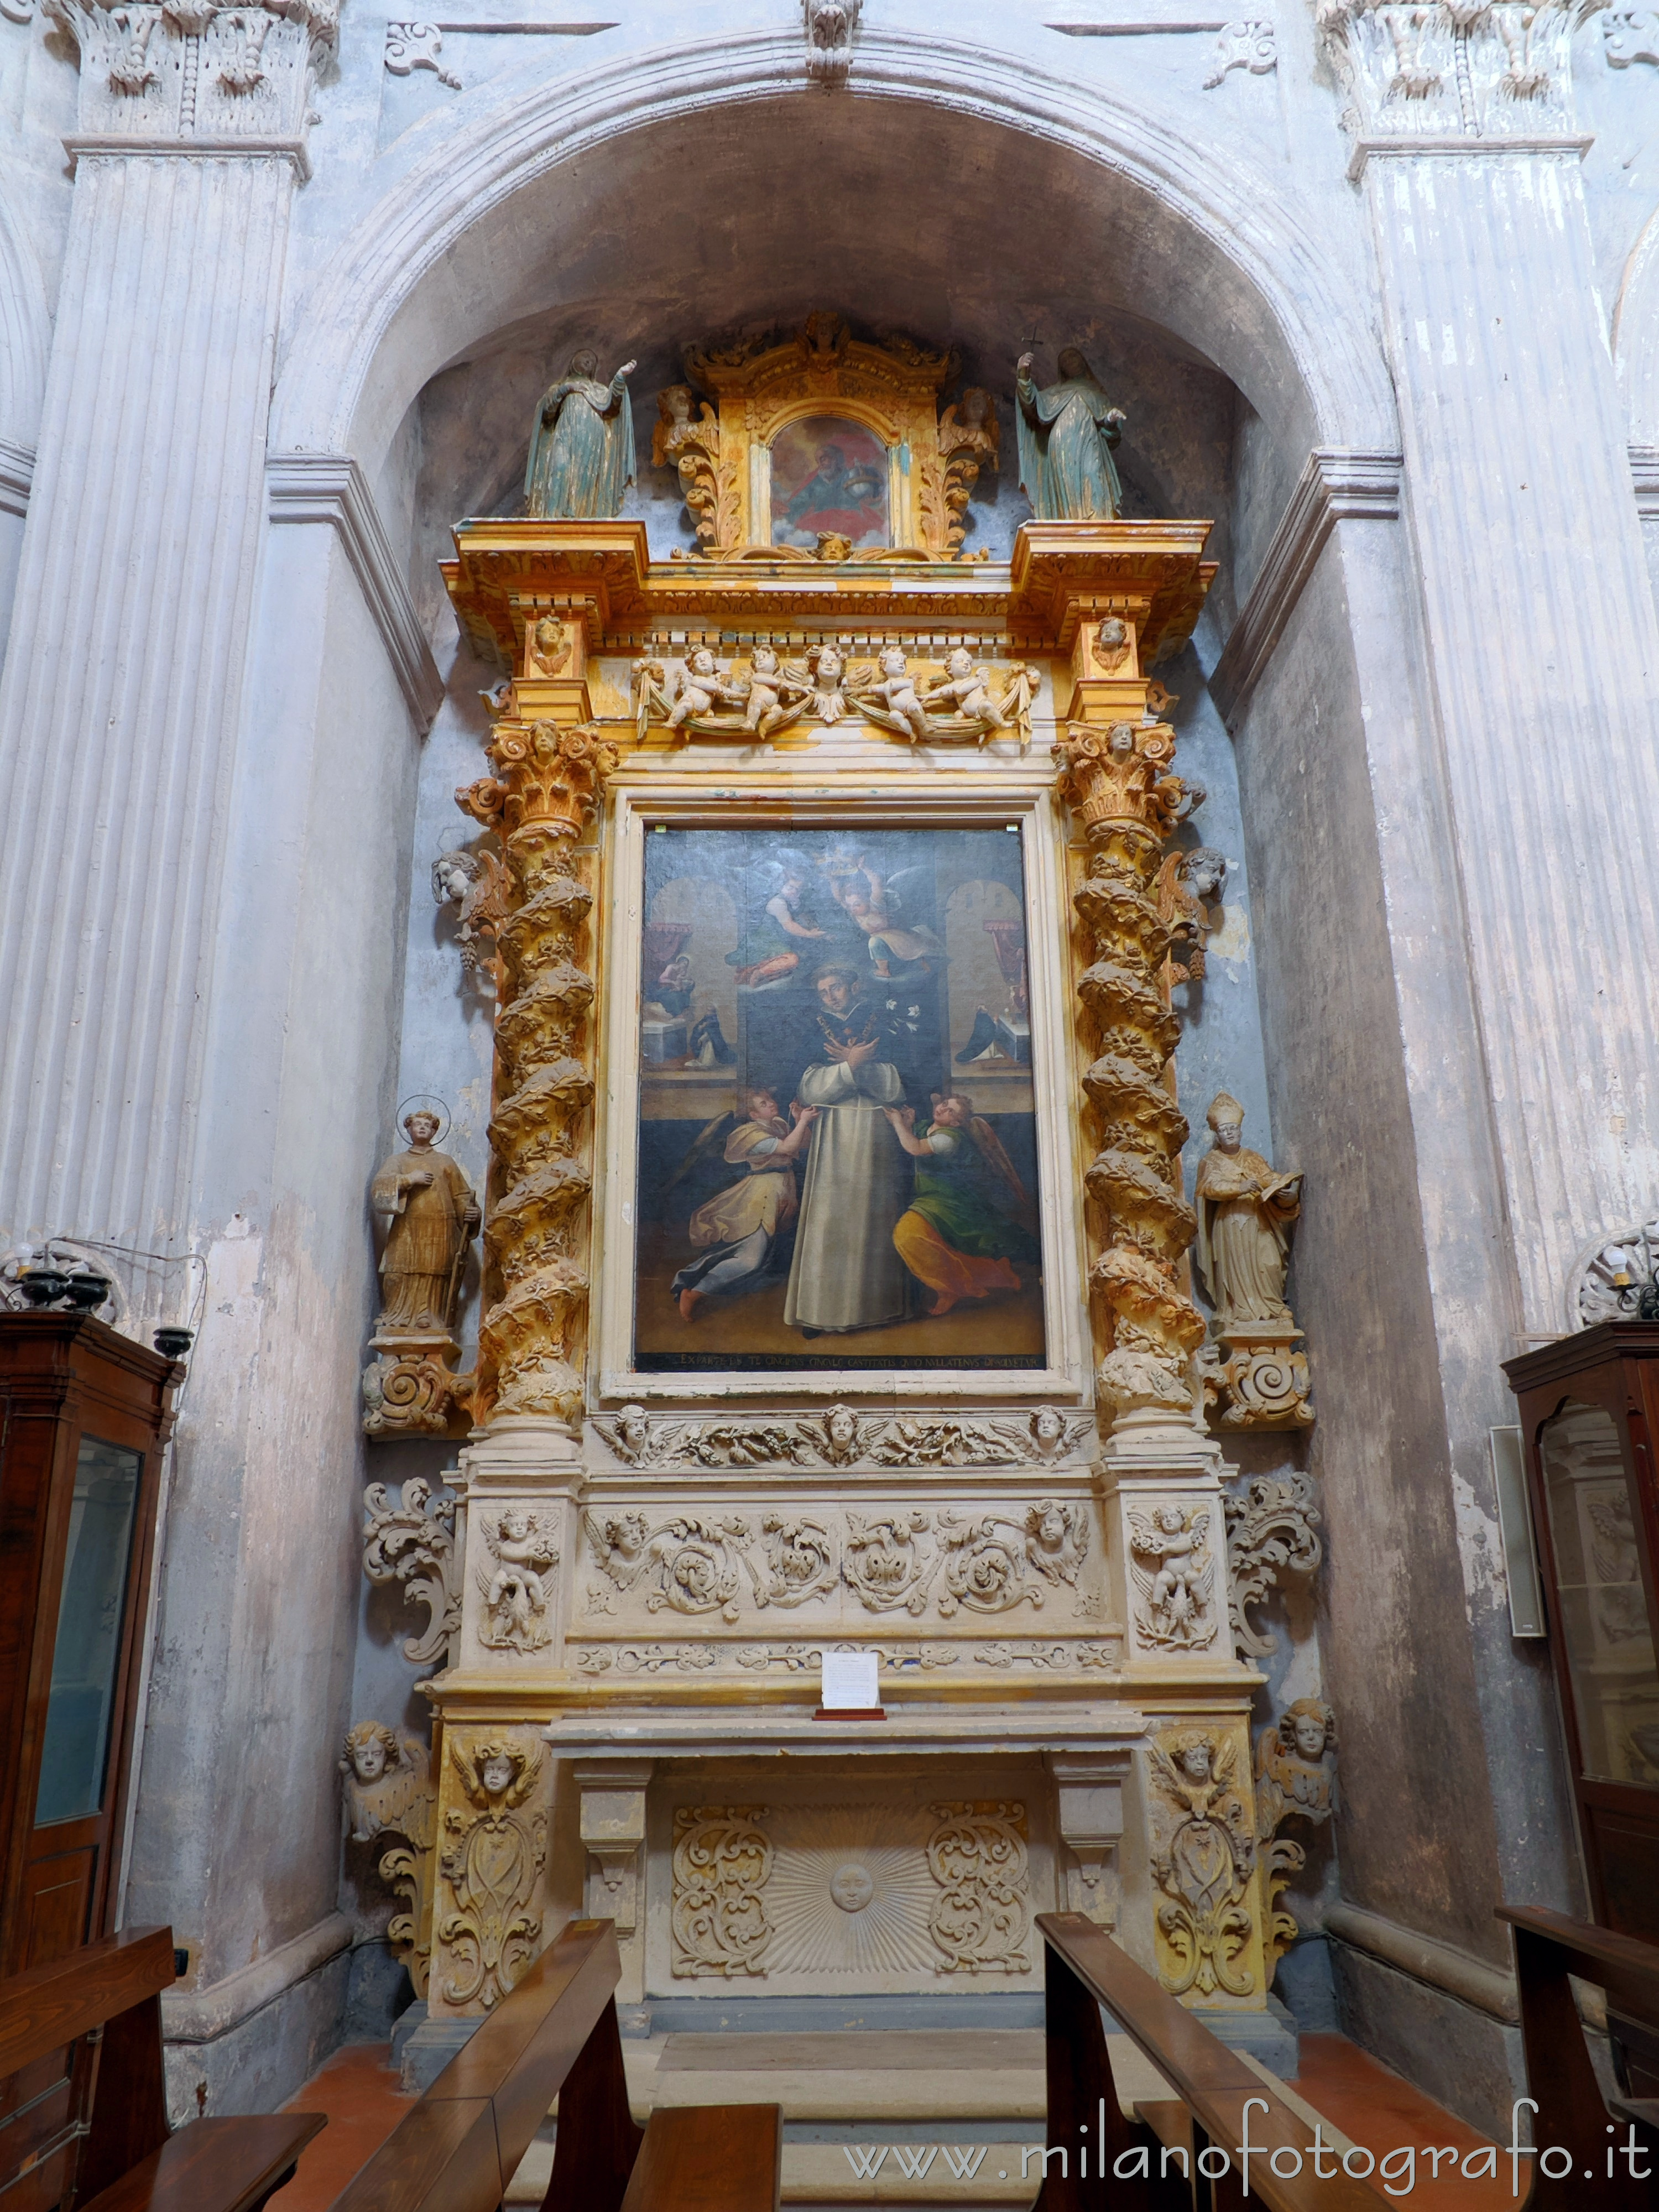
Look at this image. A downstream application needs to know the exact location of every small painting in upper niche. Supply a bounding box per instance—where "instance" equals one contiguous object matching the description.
[769,416,889,550]
[634,827,1045,1373]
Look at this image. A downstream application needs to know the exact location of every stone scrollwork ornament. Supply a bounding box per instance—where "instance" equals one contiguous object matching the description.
[1255,1700,1337,1981]
[590,1401,1091,1472]
[671,1807,774,1976]
[925,1802,1032,1974]
[1147,1729,1256,1998]
[341,1724,437,1996]
[1203,18,1276,84]
[436,1737,547,2011]
[362,1477,461,1667]
[804,0,860,86]
[1224,1473,1323,1659]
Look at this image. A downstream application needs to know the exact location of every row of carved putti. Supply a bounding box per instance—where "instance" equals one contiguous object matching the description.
[361,1466,1323,1672]
[629,641,1041,748]
[340,1702,1335,2010]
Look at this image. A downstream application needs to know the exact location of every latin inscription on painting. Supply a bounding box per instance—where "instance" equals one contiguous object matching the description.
[634,829,1045,1373]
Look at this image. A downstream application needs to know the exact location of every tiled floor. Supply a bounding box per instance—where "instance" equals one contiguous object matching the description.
[275,2043,407,2211]
[272,2030,1517,2206]
[1294,2036,1510,2206]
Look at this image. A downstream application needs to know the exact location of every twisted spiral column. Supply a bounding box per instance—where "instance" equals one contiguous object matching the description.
[457,713,618,1430]
[1056,725,1208,1453]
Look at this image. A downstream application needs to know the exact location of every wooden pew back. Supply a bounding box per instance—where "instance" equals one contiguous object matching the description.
[0,1922,324,2212]
[1034,1911,1379,2212]
[0,1924,178,2210]
[1498,1902,1659,2209]
[328,1918,641,2212]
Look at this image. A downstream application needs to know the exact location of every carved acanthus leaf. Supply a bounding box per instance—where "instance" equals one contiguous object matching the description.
[1223,1474,1323,1658]
[362,1477,461,1666]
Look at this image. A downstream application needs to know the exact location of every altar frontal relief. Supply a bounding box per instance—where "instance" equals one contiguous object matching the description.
[634,827,1045,1372]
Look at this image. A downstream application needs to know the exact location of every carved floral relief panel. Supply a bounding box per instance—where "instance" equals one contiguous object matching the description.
[653,1780,1051,1994]
[576,1490,1103,1637]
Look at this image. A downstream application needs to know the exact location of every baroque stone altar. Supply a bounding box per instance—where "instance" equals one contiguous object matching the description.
[372,322,1308,2046]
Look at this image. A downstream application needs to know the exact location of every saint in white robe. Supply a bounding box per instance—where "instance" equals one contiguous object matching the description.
[783,1058,912,1332]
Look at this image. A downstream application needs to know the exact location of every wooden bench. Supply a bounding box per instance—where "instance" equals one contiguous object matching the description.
[0,1922,324,2212]
[1033,1910,1380,2211]
[328,1918,780,2212]
[1499,1902,1659,2209]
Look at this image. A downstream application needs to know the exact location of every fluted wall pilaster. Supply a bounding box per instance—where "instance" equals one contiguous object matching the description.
[0,147,294,1254]
[1367,149,1659,1333]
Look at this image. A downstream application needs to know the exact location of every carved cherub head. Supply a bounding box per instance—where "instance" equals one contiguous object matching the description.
[456,1734,539,1809]
[1098,617,1128,656]
[960,386,990,426]
[499,1506,531,1543]
[943,646,975,679]
[1154,1503,1187,1535]
[1031,1407,1065,1449]
[433,851,476,906]
[607,1511,649,1562]
[1182,847,1228,904]
[751,645,780,676]
[342,1720,398,1785]
[687,647,718,676]
[658,384,694,426]
[1281,1699,1336,1764]
[1108,721,1138,761]
[617,1403,650,1449]
[878,646,908,677]
[1030,1500,1067,1549]
[1178,1738,1214,1783]
[809,641,846,682]
[825,1405,858,1449]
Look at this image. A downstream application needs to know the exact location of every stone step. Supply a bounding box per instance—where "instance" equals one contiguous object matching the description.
[512,2033,1358,2204]
[508,2028,1200,2204]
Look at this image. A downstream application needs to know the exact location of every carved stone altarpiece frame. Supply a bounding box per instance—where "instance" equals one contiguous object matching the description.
[420,504,1280,2036]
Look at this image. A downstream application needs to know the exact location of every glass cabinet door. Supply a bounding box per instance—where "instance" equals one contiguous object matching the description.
[1538,1400,1659,1788]
[34,1437,143,1826]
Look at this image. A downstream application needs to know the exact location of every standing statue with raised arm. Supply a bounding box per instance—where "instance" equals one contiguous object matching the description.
[1014,346,1126,521]
[525,349,638,519]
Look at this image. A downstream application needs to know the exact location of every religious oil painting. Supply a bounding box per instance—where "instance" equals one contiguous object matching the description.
[633,827,1045,1372]
[769,416,890,550]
